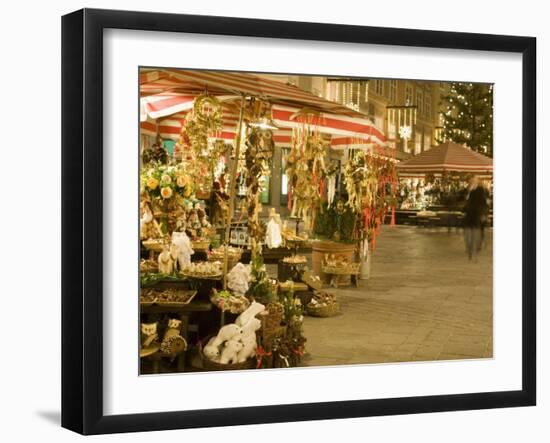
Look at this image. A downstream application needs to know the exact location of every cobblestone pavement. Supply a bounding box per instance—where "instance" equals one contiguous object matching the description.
[300,225,493,367]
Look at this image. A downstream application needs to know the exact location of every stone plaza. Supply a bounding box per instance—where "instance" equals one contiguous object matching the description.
[300,225,493,367]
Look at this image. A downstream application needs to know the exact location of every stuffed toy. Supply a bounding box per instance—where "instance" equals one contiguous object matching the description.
[160,318,187,356]
[236,301,265,327]
[236,333,257,363]
[203,336,221,362]
[211,323,242,347]
[158,244,174,274]
[240,317,261,337]
[226,263,253,296]
[171,231,194,270]
[220,339,244,364]
[140,322,158,348]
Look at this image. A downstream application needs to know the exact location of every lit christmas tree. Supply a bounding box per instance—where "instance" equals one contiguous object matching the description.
[438,83,493,157]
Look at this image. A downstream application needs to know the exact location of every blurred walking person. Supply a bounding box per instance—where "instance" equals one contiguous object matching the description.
[463,175,489,260]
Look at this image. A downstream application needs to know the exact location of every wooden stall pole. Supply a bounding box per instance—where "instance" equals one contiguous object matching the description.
[223,95,247,289]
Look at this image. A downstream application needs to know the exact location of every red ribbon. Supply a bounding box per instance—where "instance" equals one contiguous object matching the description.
[292,347,305,357]
[255,346,272,369]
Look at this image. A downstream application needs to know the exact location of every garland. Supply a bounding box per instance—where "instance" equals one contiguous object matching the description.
[178,94,226,195]
[343,150,398,249]
[285,125,328,232]
[244,126,275,252]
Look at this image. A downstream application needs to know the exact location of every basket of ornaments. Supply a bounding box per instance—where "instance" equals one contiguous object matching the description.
[306,291,339,317]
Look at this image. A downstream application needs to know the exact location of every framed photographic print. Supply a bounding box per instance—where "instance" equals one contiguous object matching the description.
[61,8,536,435]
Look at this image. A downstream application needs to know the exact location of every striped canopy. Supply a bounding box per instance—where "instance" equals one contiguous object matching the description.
[397,142,493,174]
[140,69,386,148]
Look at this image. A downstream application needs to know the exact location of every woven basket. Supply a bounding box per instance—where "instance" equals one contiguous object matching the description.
[261,325,286,341]
[192,239,210,250]
[199,336,256,371]
[307,302,340,318]
[208,256,239,271]
[322,264,360,275]
[261,303,284,332]
[142,239,165,252]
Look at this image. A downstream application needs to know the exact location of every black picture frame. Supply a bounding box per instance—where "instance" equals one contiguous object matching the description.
[62,8,536,435]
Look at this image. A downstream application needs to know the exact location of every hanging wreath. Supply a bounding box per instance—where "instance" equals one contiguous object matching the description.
[179,94,225,195]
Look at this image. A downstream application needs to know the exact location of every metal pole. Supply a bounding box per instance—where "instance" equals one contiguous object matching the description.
[223,95,246,288]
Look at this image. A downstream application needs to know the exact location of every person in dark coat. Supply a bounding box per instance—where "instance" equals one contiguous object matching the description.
[463,175,489,260]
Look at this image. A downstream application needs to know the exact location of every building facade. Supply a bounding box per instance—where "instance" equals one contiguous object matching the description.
[262,74,446,160]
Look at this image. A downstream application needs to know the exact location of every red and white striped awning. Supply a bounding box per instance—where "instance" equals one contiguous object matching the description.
[140,69,387,148]
[140,119,157,137]
[397,142,493,174]
[271,105,385,147]
[155,106,242,141]
[156,69,365,116]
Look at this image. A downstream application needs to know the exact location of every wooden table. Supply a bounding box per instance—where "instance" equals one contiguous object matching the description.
[409,215,441,228]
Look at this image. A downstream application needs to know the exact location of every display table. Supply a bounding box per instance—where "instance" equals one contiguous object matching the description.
[238,246,312,265]
[409,214,441,228]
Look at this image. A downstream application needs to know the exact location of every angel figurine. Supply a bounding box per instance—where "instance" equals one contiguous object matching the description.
[265,207,283,249]
[171,231,194,270]
[158,243,175,274]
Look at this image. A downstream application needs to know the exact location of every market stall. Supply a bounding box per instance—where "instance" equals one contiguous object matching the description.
[395,142,493,226]
[138,68,396,373]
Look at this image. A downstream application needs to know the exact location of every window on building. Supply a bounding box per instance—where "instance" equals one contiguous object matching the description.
[374,79,384,95]
[387,109,396,139]
[415,132,422,155]
[403,135,412,154]
[405,83,413,105]
[416,90,424,116]
[424,93,432,119]
[389,80,397,103]
[327,81,341,103]
[341,81,360,111]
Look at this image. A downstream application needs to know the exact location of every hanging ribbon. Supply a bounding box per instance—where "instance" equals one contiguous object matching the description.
[287,187,293,211]
[279,353,290,368]
[255,346,272,369]
[292,347,305,357]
